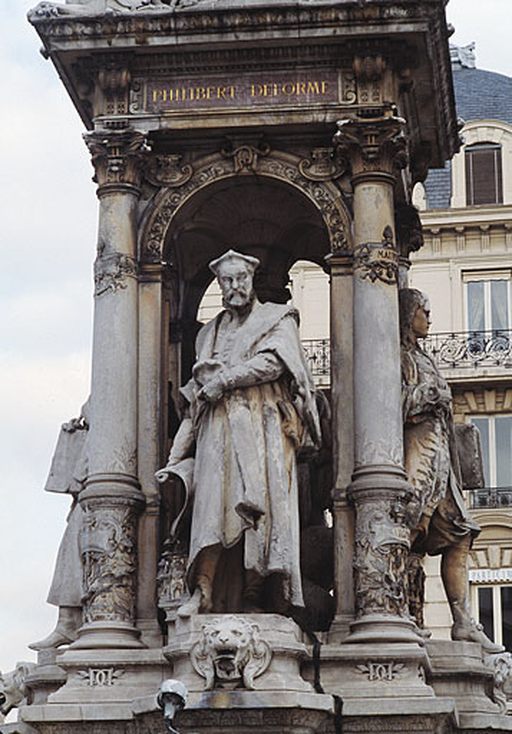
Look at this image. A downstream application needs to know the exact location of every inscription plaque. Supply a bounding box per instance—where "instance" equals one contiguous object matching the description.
[145,69,347,113]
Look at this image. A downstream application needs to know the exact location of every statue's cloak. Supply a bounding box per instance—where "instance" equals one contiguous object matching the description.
[402,345,479,554]
[181,301,319,608]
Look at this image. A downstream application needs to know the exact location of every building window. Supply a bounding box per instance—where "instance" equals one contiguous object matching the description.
[465,275,512,333]
[465,143,503,206]
[471,415,512,502]
[474,585,512,650]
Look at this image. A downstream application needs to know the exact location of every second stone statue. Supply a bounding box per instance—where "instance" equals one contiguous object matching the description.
[156,249,321,618]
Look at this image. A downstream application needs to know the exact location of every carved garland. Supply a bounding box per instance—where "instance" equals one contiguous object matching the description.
[140,149,351,262]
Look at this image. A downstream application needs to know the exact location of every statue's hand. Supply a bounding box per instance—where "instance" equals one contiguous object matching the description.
[198,374,226,403]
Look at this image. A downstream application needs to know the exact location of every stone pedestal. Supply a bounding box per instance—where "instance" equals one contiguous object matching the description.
[316,642,434,700]
[165,615,312,695]
[427,639,500,716]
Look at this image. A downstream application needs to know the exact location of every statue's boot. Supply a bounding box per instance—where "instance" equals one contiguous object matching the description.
[177,588,203,618]
[243,570,265,613]
[177,546,220,617]
[450,600,505,654]
[29,606,81,650]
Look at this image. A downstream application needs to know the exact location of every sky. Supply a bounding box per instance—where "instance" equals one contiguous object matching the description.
[0,0,511,696]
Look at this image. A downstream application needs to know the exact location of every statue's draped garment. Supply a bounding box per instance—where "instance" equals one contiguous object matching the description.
[401,345,479,553]
[180,301,319,608]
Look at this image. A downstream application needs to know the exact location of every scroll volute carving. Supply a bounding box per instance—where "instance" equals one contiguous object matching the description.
[96,57,132,117]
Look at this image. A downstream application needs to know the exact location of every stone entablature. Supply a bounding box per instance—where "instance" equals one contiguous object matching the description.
[28,0,459,173]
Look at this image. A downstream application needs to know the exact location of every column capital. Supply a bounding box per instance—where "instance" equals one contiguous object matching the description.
[333,111,408,181]
[84,128,150,193]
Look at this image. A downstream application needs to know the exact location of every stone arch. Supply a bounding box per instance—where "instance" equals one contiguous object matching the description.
[139,147,352,264]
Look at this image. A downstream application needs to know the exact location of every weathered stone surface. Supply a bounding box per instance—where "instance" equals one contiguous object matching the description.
[166,614,312,694]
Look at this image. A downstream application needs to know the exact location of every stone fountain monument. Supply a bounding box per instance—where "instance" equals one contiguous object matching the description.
[2,0,512,732]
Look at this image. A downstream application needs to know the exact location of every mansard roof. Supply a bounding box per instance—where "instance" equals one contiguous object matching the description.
[424,54,512,209]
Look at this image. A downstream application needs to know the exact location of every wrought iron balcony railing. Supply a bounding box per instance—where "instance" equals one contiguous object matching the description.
[468,487,512,510]
[421,329,512,370]
[302,338,330,378]
[302,329,512,378]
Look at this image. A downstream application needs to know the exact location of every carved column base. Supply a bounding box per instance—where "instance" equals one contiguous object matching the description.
[72,477,146,650]
[347,613,420,645]
[71,621,145,650]
[346,465,421,645]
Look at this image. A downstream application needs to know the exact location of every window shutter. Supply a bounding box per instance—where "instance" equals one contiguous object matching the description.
[465,144,503,206]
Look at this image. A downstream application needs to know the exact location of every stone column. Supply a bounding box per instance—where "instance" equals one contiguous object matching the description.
[327,250,355,641]
[334,113,419,644]
[73,129,148,649]
[137,263,165,646]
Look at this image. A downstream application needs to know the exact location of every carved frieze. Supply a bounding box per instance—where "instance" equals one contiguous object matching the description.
[94,252,137,297]
[352,499,410,618]
[190,616,272,691]
[80,504,138,625]
[84,129,149,189]
[157,547,188,607]
[353,226,399,285]
[141,151,351,262]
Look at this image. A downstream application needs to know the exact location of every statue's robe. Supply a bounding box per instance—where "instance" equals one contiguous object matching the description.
[181,301,319,609]
[402,345,479,554]
[44,403,90,607]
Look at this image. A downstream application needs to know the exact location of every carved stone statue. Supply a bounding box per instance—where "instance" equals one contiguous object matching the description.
[399,289,502,653]
[28,0,172,19]
[29,402,90,650]
[156,250,320,618]
[0,662,35,717]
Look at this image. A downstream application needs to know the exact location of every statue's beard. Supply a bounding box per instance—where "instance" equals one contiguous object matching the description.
[222,290,256,316]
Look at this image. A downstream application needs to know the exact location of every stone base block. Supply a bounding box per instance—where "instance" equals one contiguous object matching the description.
[313,642,435,699]
[458,712,512,731]
[23,651,67,707]
[42,648,170,706]
[340,697,457,734]
[427,639,500,716]
[165,614,312,693]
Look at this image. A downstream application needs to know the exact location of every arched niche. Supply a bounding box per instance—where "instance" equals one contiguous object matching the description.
[139,149,351,420]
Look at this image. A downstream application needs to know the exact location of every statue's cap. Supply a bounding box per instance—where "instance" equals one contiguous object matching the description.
[209,249,260,276]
